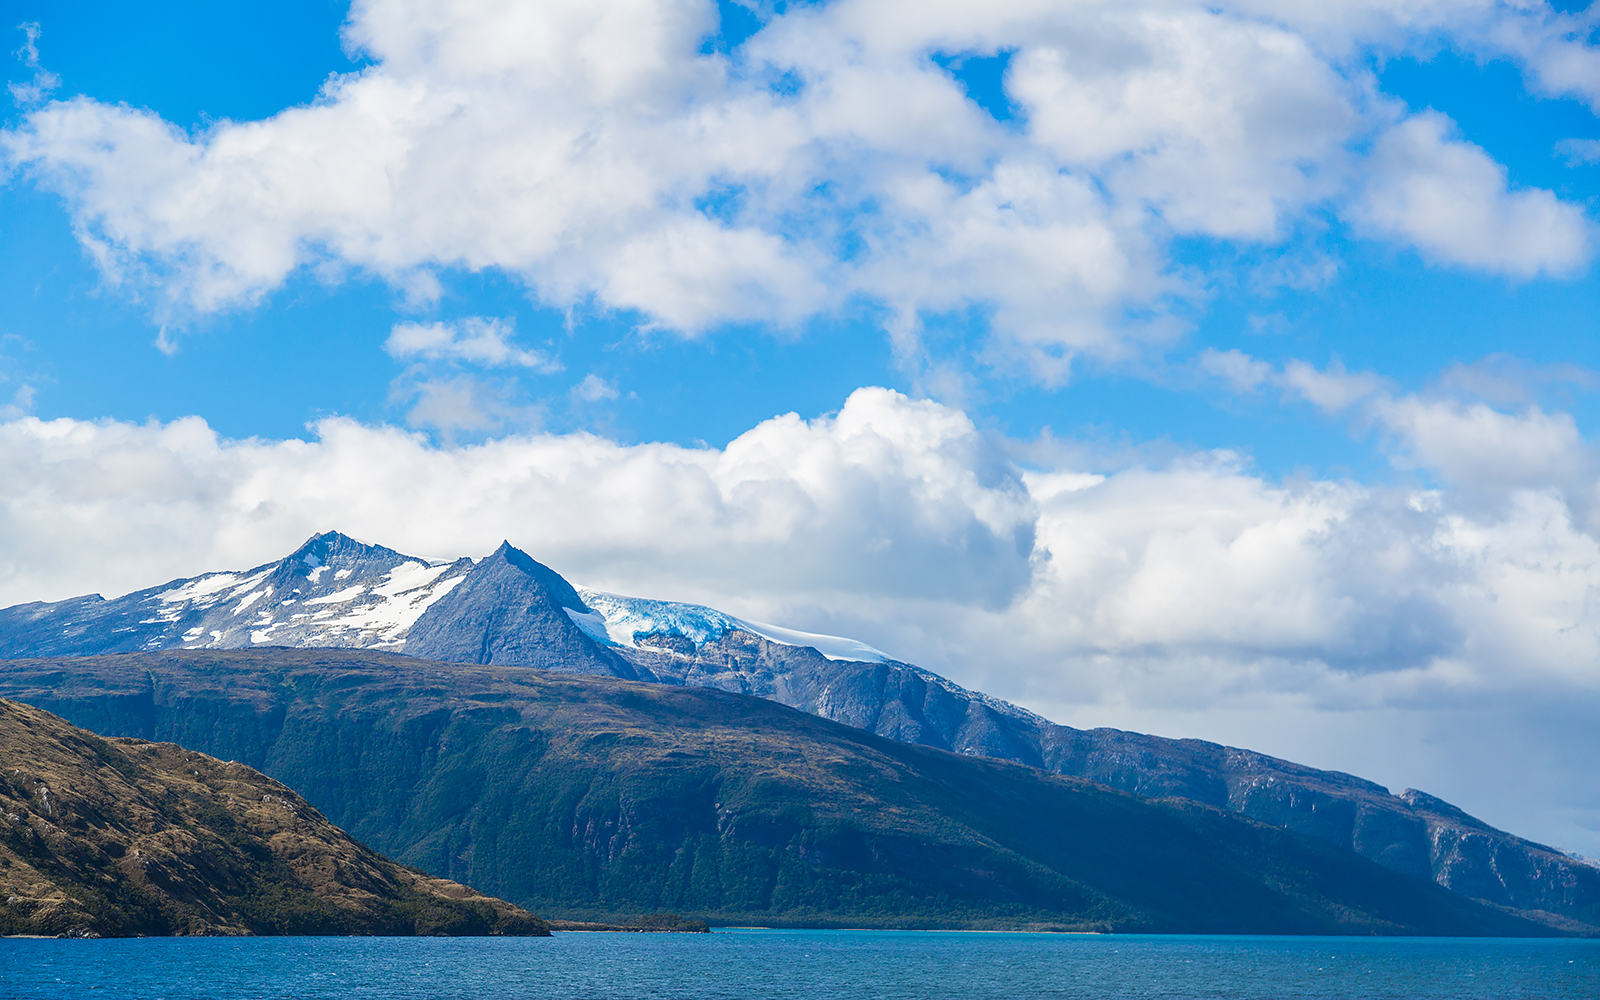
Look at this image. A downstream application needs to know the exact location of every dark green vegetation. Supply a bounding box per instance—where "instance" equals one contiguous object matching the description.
[7,531,1594,923]
[0,649,1576,935]
[0,698,550,937]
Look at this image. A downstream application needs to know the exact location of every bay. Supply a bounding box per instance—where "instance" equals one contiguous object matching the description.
[3,930,1597,999]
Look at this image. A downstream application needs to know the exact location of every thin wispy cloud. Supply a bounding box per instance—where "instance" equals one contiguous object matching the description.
[383,317,561,371]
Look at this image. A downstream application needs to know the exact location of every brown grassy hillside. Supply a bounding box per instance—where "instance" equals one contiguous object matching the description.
[0,698,549,937]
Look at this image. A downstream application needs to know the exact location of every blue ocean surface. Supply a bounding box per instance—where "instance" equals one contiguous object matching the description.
[2,930,1597,999]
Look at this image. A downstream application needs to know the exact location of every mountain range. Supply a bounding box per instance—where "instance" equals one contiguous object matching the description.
[0,648,1560,935]
[2,530,1597,931]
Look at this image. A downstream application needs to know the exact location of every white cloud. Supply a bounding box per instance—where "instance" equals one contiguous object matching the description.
[1356,111,1593,277]
[5,386,1600,849]
[0,388,1037,610]
[570,374,619,403]
[387,372,542,439]
[0,384,35,420]
[3,0,1593,369]
[1200,348,1273,392]
[1214,350,1597,497]
[1376,396,1590,493]
[384,316,560,370]
[7,22,59,106]
[1557,137,1600,166]
[1203,350,1385,412]
[1280,357,1387,413]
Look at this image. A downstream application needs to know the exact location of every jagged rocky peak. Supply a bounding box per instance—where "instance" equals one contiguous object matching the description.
[3,532,1600,929]
[486,540,592,612]
[0,530,893,668]
[281,530,404,576]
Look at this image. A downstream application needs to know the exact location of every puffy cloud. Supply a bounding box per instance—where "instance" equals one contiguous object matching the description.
[1355,112,1593,277]
[1376,396,1590,492]
[3,385,1600,848]
[1211,350,1597,496]
[3,0,1593,370]
[1280,357,1387,413]
[3,383,1596,698]
[0,388,1038,610]
[1199,347,1273,392]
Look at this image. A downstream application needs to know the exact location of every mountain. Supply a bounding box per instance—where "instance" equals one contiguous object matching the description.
[4,530,1598,927]
[0,697,549,938]
[0,648,1568,935]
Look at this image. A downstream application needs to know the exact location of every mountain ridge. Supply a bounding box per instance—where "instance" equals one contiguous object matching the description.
[3,530,1596,927]
[0,648,1572,936]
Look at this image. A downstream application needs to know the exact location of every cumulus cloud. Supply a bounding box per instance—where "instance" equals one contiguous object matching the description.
[1208,350,1598,499]
[0,387,1038,611]
[1355,112,1593,277]
[3,0,1593,370]
[4,385,1600,848]
[4,384,1593,701]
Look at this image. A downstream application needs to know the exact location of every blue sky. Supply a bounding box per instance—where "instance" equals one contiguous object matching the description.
[5,0,1600,853]
[4,0,1598,477]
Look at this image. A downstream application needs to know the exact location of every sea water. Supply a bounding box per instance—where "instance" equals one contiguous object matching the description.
[3,930,1597,999]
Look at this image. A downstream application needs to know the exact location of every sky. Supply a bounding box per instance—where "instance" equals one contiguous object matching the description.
[3,0,1600,856]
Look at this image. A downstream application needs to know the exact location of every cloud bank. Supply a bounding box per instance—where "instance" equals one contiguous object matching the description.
[4,0,1596,374]
[3,385,1600,851]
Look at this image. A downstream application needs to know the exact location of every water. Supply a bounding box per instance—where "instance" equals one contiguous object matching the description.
[2,930,1597,999]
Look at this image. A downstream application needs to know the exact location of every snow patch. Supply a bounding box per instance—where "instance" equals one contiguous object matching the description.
[307,566,328,584]
[158,573,243,605]
[225,571,271,598]
[372,561,449,597]
[232,589,269,615]
[563,608,617,646]
[306,585,365,605]
[575,589,890,662]
[733,617,890,663]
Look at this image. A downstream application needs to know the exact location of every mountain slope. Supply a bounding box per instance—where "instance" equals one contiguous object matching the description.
[0,648,1575,935]
[0,697,549,938]
[604,626,1600,924]
[4,531,1597,926]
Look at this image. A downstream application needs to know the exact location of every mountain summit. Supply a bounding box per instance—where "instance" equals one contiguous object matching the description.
[3,532,1598,931]
[0,532,879,673]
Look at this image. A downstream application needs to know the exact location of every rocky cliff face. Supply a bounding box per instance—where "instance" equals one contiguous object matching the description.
[0,697,549,938]
[0,649,1566,936]
[4,531,1597,927]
